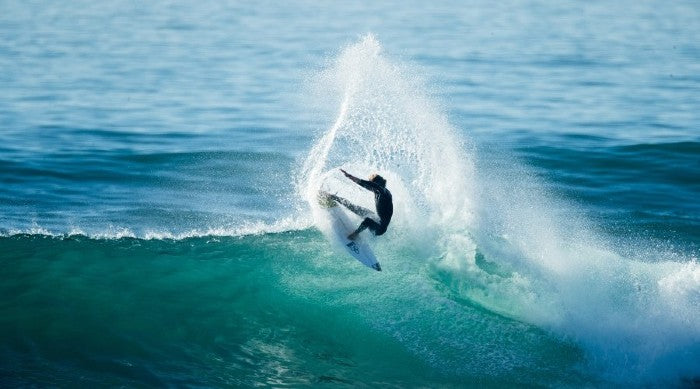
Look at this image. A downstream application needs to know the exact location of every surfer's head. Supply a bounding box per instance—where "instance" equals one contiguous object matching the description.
[369,174,386,187]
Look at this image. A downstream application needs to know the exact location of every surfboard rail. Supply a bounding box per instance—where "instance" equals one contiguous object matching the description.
[316,191,381,271]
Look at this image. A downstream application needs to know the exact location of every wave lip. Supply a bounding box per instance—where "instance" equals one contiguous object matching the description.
[0,217,312,241]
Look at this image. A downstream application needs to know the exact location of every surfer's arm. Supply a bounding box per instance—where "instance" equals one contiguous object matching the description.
[340,169,360,184]
[357,179,381,192]
[341,170,381,193]
[340,169,380,192]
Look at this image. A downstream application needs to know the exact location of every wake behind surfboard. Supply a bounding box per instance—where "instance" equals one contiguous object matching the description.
[316,191,381,271]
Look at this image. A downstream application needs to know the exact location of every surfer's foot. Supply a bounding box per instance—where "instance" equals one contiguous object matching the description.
[318,190,337,200]
[317,191,335,208]
[347,232,358,241]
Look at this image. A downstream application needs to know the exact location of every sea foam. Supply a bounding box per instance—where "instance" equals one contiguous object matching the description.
[297,34,699,384]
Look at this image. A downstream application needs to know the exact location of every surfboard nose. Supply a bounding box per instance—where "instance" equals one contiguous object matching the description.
[372,263,382,271]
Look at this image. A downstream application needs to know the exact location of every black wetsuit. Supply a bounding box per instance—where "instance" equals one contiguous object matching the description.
[355,179,393,236]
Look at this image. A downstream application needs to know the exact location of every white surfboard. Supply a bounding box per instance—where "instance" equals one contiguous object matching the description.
[317,193,381,271]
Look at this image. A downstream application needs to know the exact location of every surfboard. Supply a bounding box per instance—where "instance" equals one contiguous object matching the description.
[317,192,381,271]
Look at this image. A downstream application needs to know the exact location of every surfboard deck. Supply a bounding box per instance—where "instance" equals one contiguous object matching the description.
[317,192,381,271]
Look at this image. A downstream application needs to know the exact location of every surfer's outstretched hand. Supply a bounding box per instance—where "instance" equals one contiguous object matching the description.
[340,169,358,183]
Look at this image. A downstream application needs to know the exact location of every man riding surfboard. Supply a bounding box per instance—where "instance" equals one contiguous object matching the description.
[321,169,393,241]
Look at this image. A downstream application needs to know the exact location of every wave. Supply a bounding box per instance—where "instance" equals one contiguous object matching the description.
[0,227,588,387]
[295,35,699,384]
[1,34,697,386]
[0,216,313,240]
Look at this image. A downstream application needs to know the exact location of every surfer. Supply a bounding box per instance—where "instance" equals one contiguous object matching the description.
[324,169,393,240]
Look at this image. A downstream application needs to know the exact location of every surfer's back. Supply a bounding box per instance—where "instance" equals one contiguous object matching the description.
[358,179,393,226]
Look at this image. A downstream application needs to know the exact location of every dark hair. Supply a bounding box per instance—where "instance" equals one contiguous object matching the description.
[370,174,386,187]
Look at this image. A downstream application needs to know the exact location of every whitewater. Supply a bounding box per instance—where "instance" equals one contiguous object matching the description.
[293,35,700,384]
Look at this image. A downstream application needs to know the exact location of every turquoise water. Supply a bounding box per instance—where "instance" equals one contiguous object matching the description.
[2,1,699,386]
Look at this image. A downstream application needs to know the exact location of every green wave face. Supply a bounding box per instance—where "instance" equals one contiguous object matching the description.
[0,233,588,387]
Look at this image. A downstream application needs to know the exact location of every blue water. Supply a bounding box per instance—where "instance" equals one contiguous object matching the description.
[2,1,699,386]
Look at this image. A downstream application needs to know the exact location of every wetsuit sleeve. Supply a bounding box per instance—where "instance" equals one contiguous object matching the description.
[357,179,382,194]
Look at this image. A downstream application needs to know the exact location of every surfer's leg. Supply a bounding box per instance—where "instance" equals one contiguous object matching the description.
[348,218,380,240]
[330,195,374,218]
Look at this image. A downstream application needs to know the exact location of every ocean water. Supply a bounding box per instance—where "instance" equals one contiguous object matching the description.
[1,1,699,387]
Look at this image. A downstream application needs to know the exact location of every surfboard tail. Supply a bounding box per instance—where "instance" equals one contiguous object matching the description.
[318,192,382,272]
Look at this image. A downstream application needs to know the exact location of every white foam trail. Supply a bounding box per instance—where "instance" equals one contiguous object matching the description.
[299,34,699,384]
[301,77,354,202]
[0,217,313,240]
[299,34,475,243]
[457,155,700,383]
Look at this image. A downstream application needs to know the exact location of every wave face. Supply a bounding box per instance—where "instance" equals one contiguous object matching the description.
[0,233,590,387]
